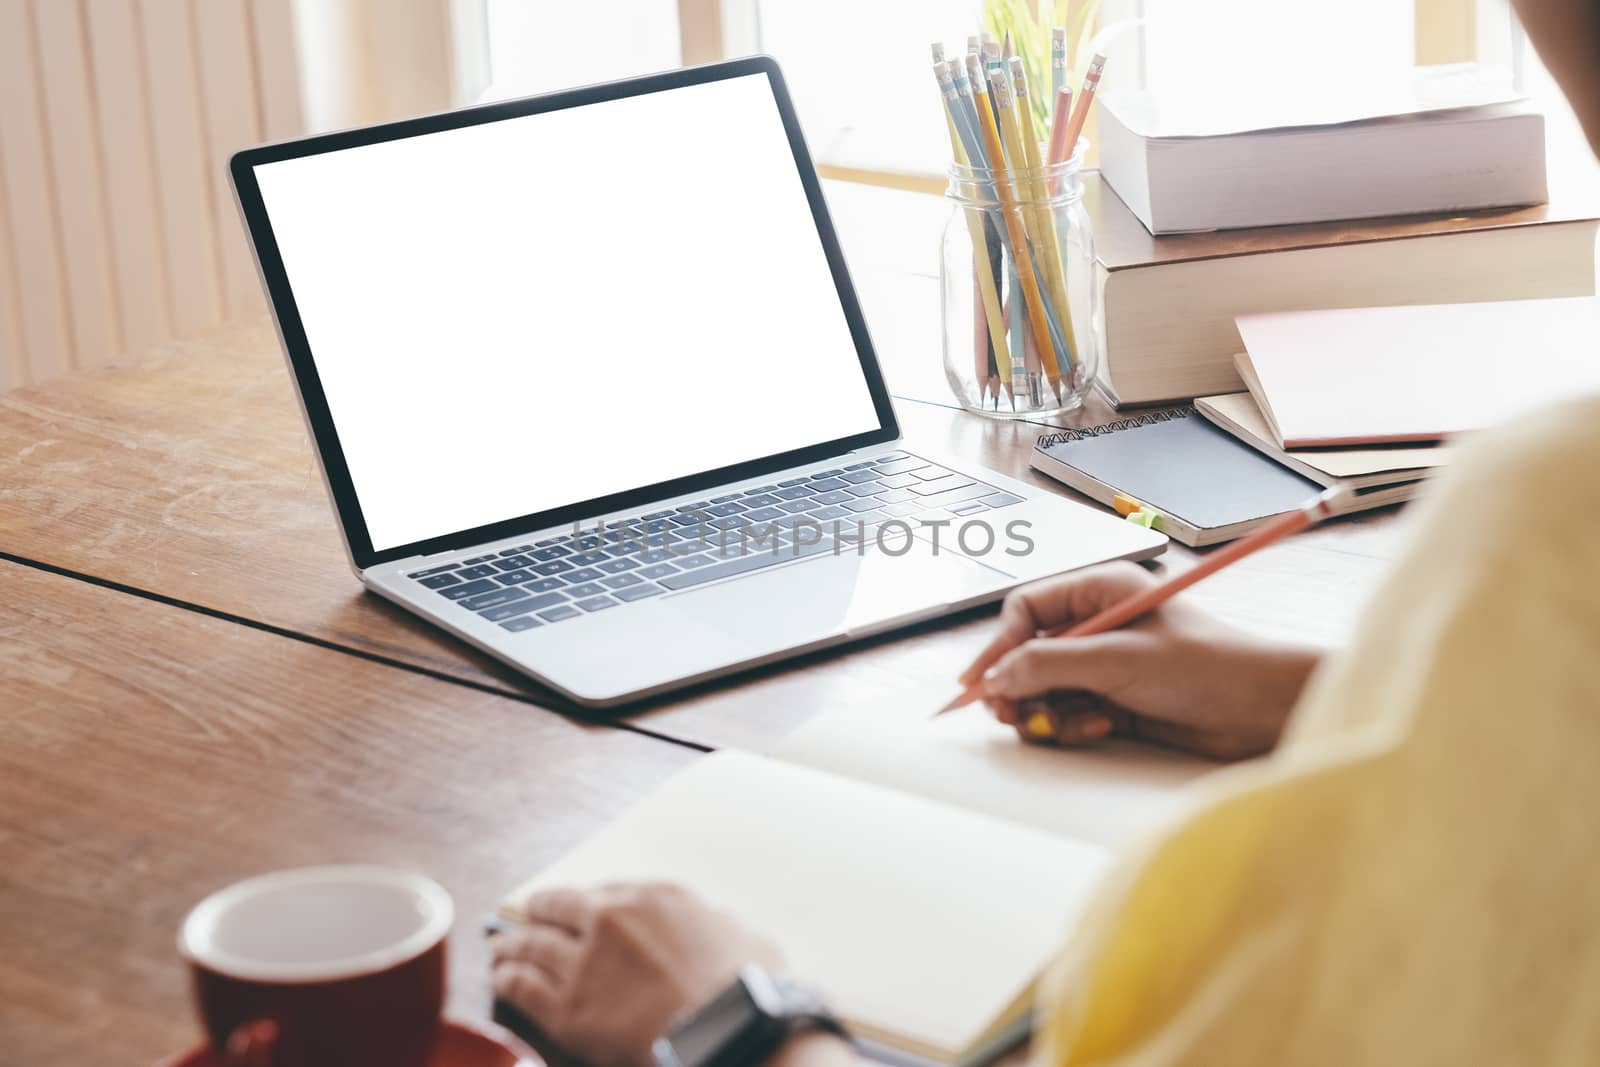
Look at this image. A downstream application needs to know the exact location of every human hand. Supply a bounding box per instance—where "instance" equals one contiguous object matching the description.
[957,562,1321,760]
[491,882,781,1067]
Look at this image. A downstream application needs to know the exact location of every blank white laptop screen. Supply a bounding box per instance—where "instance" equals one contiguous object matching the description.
[251,73,882,553]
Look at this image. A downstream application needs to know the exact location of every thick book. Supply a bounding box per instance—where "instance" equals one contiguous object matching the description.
[501,707,1216,1066]
[1234,298,1600,447]
[1098,96,1547,235]
[1195,390,1452,490]
[1028,411,1419,547]
[1085,175,1600,406]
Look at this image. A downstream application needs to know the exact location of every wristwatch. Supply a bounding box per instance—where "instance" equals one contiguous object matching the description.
[652,965,849,1067]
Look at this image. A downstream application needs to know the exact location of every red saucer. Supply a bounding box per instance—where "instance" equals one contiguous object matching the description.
[155,1018,542,1067]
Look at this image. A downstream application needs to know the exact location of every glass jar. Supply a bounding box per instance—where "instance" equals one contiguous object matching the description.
[940,139,1099,418]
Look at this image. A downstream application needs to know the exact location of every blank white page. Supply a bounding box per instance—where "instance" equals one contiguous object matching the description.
[252,73,881,551]
[503,751,1109,1061]
[774,706,1214,848]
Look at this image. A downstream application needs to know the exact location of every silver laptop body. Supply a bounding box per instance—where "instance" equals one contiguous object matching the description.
[231,57,1165,708]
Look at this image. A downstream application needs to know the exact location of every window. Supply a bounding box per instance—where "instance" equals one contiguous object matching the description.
[753,0,983,181]
[462,1,1577,191]
[479,0,684,98]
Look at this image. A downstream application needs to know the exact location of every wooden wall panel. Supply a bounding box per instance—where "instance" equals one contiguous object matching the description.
[193,0,267,319]
[0,163,25,387]
[677,0,724,65]
[0,0,304,390]
[249,0,307,141]
[138,0,223,336]
[84,0,173,364]
[32,0,123,371]
[362,0,456,122]
[0,0,75,382]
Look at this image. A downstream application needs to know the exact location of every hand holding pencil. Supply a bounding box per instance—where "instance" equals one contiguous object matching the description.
[944,488,1346,760]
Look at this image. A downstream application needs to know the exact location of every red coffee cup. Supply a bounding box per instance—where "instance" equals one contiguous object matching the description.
[178,866,454,1067]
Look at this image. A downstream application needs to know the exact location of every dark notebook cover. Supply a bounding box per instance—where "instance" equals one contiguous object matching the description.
[1038,413,1321,530]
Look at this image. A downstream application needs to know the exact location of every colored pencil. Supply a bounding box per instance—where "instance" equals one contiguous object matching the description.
[1009,56,1077,382]
[981,40,1004,129]
[935,23,1097,411]
[935,61,1011,406]
[954,58,1018,404]
[965,59,1028,395]
[1051,27,1067,107]
[1062,52,1106,153]
[1019,293,1043,404]
[1046,88,1074,163]
[988,68,1071,385]
[936,487,1353,715]
[982,68,1059,388]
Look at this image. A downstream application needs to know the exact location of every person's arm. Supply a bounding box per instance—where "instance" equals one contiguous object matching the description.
[958,562,1323,760]
[1514,0,1600,156]
[768,1033,860,1067]
[492,882,859,1067]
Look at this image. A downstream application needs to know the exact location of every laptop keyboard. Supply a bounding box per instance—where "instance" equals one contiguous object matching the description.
[404,452,1024,633]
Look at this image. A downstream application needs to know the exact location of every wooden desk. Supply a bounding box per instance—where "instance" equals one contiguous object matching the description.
[0,181,1410,1066]
[0,319,1401,752]
[0,560,694,1065]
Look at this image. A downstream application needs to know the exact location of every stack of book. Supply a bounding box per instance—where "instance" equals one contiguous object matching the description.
[1083,65,1598,408]
[1097,70,1549,235]
[1084,176,1599,406]
[1032,297,1600,546]
[1194,391,1447,497]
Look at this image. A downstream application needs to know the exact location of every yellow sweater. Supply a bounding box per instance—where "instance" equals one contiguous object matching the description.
[1043,396,1600,1066]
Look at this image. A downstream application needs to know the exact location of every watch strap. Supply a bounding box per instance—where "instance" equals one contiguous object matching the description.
[654,966,847,1067]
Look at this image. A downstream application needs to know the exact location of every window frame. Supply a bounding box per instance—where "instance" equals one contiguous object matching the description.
[453,0,1526,193]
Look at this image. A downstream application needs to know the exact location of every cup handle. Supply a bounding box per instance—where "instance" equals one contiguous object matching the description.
[224,1018,282,1067]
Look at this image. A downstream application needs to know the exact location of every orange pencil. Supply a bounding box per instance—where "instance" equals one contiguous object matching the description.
[1062,52,1105,151]
[1045,86,1074,194]
[937,485,1352,715]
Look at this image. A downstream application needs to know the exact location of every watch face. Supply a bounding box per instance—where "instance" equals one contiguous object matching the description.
[670,975,765,1065]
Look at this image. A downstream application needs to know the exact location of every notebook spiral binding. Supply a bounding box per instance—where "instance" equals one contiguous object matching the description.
[1034,405,1196,448]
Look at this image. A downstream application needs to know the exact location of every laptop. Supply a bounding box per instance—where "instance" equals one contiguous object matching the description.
[229,56,1166,708]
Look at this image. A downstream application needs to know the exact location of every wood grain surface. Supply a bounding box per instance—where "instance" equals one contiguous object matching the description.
[0,560,694,1066]
[0,317,1406,750]
[0,179,1418,1067]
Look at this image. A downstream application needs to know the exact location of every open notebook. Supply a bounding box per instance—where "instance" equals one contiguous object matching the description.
[502,708,1216,1065]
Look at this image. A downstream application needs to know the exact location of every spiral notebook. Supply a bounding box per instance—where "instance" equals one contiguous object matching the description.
[1029,410,1420,546]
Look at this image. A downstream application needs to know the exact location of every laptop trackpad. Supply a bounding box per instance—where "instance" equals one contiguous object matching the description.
[663,537,1006,648]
